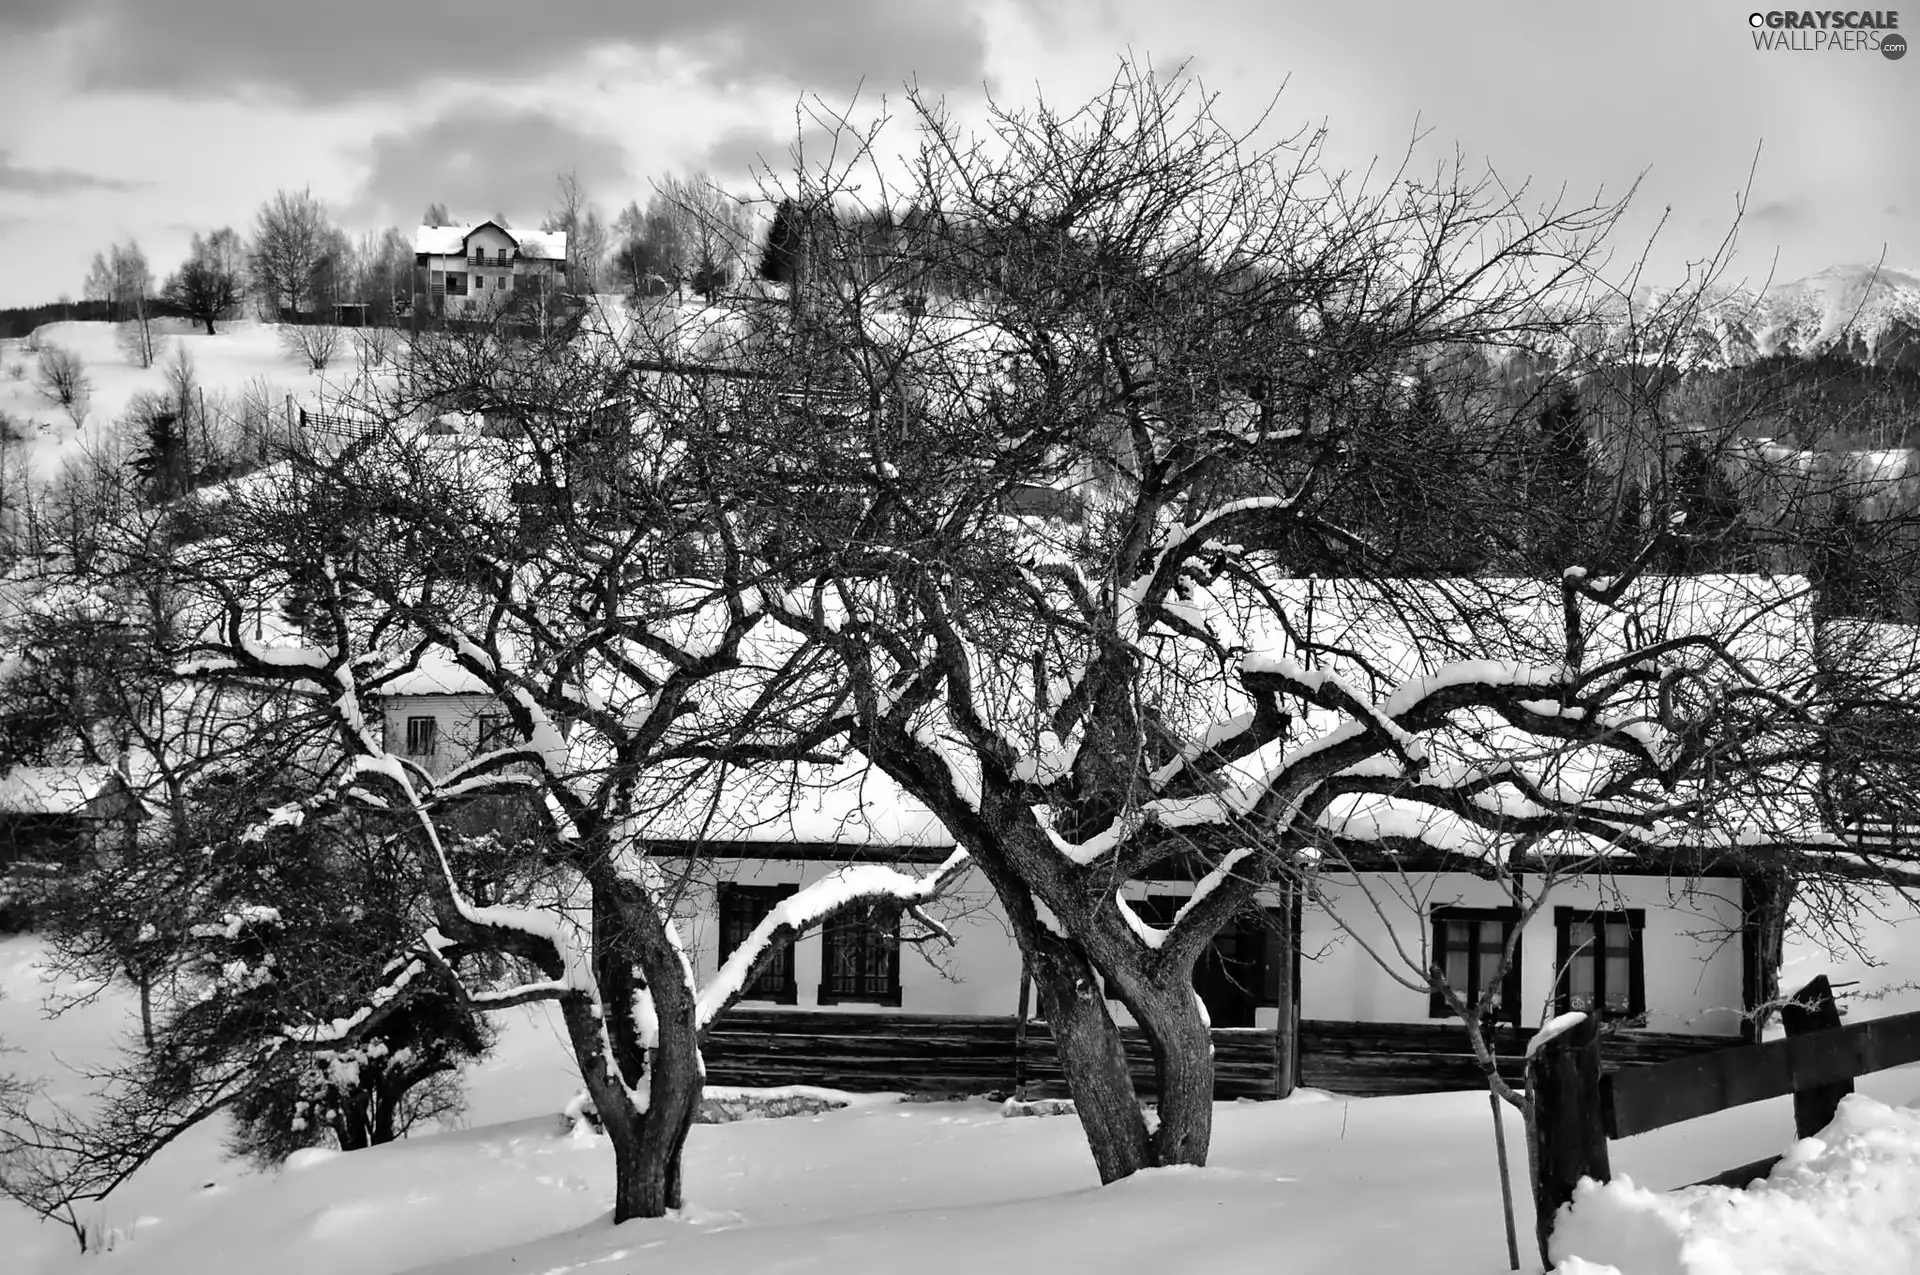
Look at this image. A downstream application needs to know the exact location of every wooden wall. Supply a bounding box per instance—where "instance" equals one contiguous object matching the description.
[701,1009,1728,1100]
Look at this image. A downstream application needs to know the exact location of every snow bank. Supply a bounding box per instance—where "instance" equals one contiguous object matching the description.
[1553,1094,1920,1275]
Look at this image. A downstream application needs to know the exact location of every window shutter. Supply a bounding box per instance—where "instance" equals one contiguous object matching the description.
[1627,910,1648,1016]
[1428,911,1450,1018]
[1499,920,1524,1025]
[1554,907,1574,1016]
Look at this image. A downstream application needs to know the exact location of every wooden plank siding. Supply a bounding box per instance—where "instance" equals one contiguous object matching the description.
[701,1010,1730,1100]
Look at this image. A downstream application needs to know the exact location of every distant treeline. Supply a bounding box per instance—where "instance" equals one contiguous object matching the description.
[0,298,193,341]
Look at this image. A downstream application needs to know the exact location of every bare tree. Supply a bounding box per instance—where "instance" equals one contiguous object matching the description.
[162,229,245,335]
[542,170,607,292]
[34,343,90,426]
[664,63,1919,1194]
[19,316,973,1223]
[249,188,337,319]
[279,321,341,373]
[615,176,753,303]
[82,251,117,320]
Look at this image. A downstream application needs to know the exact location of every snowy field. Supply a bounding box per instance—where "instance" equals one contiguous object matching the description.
[3,934,1919,1275]
[0,320,376,489]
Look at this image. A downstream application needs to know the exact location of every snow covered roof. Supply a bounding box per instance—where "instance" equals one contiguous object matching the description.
[637,762,954,852]
[0,765,126,816]
[413,222,567,262]
[380,661,494,697]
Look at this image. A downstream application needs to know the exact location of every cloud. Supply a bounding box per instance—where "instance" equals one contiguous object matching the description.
[0,150,139,194]
[1750,198,1807,229]
[700,120,850,184]
[348,103,633,228]
[8,0,989,104]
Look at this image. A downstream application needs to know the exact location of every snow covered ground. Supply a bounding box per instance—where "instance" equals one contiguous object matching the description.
[0,320,374,491]
[3,934,1919,1275]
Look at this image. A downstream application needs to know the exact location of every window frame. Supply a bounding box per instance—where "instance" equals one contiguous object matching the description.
[403,715,437,756]
[817,904,902,1006]
[716,883,799,1005]
[1554,907,1647,1021]
[475,713,510,751]
[1428,905,1524,1023]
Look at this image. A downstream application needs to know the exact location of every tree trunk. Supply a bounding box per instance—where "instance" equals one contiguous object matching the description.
[203,317,216,337]
[555,936,706,1221]
[1030,945,1153,1183]
[1130,983,1214,1166]
[558,993,664,1221]
[136,976,153,1052]
[372,1082,400,1145]
[333,1098,372,1151]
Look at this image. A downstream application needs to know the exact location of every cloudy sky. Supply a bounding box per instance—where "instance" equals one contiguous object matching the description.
[0,0,1911,307]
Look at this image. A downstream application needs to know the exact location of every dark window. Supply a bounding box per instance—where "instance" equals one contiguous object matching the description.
[1555,908,1646,1020]
[1134,895,1273,1028]
[404,715,437,755]
[444,272,468,296]
[818,904,901,1005]
[476,714,510,750]
[498,247,510,264]
[1430,907,1523,1022]
[717,884,798,1003]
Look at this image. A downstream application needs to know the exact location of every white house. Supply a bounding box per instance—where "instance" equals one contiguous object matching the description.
[413,221,568,319]
[377,566,1808,1100]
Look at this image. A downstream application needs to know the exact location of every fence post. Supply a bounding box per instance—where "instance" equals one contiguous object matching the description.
[1782,974,1850,1139]
[1525,1012,1610,1262]
[1012,956,1032,1098]
[1272,882,1300,1099]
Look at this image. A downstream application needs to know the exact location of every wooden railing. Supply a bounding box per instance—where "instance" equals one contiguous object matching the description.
[703,1009,1280,1099]
[1528,976,1920,1252]
[701,1009,1729,1102]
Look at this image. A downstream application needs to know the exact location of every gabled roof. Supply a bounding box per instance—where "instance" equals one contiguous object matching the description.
[413,221,567,261]
[379,660,494,697]
[0,765,127,816]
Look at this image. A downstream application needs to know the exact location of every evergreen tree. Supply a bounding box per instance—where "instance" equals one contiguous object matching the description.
[126,399,189,502]
[1812,492,1879,619]
[758,199,806,284]
[1666,443,1747,573]
[1527,383,1595,571]
[1601,478,1646,573]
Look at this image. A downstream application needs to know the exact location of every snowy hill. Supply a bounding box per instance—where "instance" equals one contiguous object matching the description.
[0,320,370,498]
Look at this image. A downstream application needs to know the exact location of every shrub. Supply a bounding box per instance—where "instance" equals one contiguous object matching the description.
[34,343,89,408]
[279,322,341,373]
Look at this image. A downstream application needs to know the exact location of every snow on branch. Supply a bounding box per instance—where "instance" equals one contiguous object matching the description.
[696,849,970,1029]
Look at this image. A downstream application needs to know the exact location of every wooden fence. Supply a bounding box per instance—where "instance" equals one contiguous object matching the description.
[1299,1020,1720,1097]
[703,1009,1729,1102]
[1528,976,1920,1252]
[703,1010,1280,1099]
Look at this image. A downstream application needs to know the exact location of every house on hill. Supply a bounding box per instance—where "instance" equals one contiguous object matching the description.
[376,663,507,779]
[0,764,141,930]
[413,221,568,319]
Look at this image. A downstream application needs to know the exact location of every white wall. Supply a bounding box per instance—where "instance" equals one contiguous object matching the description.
[1299,871,1748,1036]
[673,857,1026,1017]
[668,863,1749,1034]
[381,693,499,778]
